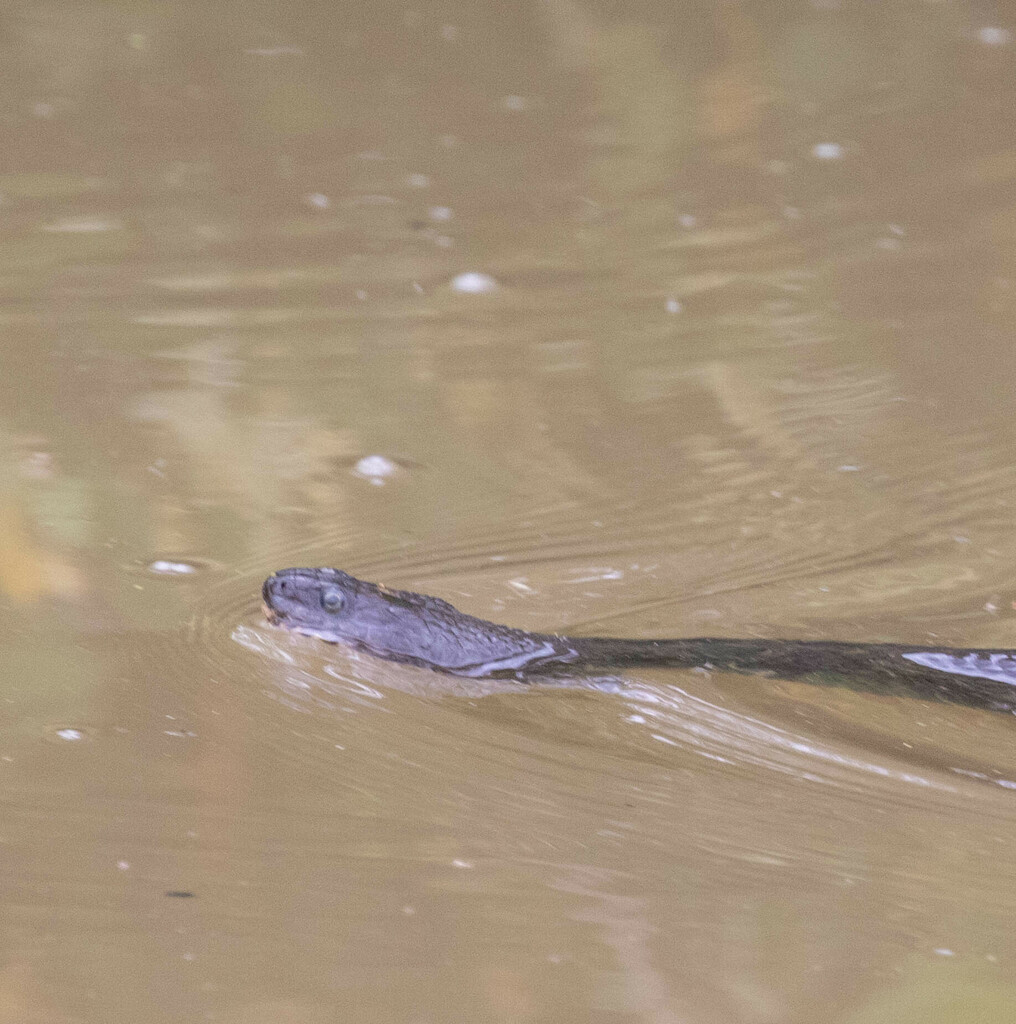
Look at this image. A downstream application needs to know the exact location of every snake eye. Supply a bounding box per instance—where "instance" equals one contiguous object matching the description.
[321,586,345,613]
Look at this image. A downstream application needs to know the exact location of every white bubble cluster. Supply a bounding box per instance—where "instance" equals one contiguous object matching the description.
[450,271,499,294]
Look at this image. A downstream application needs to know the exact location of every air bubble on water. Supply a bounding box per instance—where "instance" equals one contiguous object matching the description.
[305,192,330,209]
[664,298,682,314]
[568,568,623,583]
[450,271,499,294]
[21,451,54,479]
[429,205,453,221]
[353,455,400,484]
[502,95,526,111]
[811,142,844,160]
[977,26,1010,46]
[56,728,85,741]
[244,45,304,57]
[42,216,122,233]
[148,560,199,575]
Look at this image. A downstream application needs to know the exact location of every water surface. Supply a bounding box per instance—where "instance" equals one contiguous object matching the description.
[5,1,1016,1021]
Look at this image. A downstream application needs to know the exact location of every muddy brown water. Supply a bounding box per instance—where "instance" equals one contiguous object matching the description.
[4,0,1016,1021]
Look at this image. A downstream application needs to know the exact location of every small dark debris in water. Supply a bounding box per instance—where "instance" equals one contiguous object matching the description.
[165,891,196,898]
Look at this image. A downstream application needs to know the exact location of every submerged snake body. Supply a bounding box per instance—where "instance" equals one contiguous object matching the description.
[263,567,1016,712]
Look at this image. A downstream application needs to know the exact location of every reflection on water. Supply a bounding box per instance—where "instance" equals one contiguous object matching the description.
[5,0,1016,1020]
